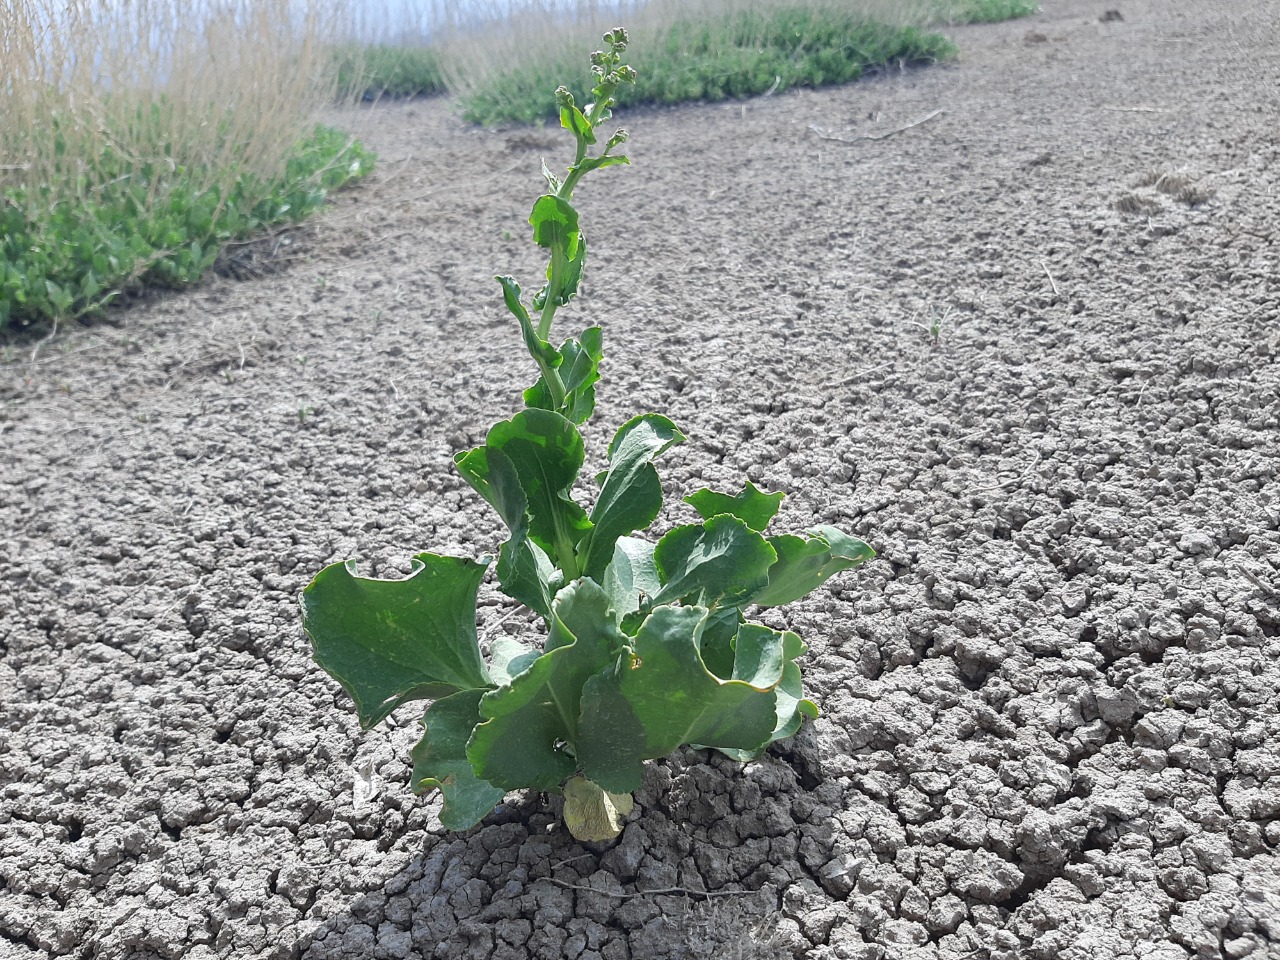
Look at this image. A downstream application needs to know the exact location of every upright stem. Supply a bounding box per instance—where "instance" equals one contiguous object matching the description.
[536,245,566,341]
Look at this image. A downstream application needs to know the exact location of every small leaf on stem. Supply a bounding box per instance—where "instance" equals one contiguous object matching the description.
[412,690,505,830]
[749,525,875,608]
[579,414,685,581]
[524,327,603,425]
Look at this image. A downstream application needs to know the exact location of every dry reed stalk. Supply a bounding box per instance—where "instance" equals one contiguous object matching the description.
[0,0,351,218]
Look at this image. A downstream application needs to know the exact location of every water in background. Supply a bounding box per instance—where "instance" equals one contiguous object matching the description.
[353,0,640,43]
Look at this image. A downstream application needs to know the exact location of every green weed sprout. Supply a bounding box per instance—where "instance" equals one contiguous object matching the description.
[301,29,873,842]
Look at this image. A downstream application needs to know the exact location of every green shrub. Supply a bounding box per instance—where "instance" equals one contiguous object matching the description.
[1,126,373,332]
[937,0,1039,24]
[333,44,448,100]
[458,10,956,125]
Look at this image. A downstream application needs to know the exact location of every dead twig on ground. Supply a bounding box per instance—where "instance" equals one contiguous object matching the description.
[809,109,943,145]
[1238,567,1277,597]
[826,361,894,389]
[1040,260,1060,296]
[968,449,1044,494]
[545,878,754,900]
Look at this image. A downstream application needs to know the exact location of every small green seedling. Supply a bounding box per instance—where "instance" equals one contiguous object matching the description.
[301,30,873,841]
[911,302,952,344]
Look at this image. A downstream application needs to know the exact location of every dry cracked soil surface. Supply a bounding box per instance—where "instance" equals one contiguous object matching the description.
[3,1,1280,958]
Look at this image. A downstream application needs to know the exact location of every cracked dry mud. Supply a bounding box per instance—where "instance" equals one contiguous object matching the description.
[3,1,1280,958]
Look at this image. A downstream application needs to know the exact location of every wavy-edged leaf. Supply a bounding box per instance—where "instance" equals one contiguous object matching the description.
[578,606,785,788]
[454,444,559,620]
[557,231,586,306]
[579,414,685,581]
[714,628,818,761]
[480,408,592,575]
[524,326,602,425]
[697,606,743,681]
[301,553,490,729]
[575,153,630,175]
[750,524,875,607]
[411,690,505,830]
[684,480,784,532]
[468,579,621,791]
[651,515,776,608]
[529,194,580,257]
[770,629,819,743]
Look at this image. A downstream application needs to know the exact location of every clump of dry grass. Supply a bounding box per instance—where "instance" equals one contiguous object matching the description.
[1,0,346,213]
[0,0,371,331]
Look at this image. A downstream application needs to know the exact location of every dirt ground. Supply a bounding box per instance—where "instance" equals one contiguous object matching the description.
[3,0,1279,957]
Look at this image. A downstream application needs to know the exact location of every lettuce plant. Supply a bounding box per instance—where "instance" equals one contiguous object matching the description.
[301,30,873,842]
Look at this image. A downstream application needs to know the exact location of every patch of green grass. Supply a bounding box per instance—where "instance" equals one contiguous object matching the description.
[0,125,374,333]
[333,44,447,100]
[935,0,1039,24]
[460,10,957,125]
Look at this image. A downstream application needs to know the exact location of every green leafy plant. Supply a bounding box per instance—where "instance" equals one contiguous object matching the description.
[457,12,957,126]
[1,125,373,332]
[301,29,873,842]
[331,44,446,100]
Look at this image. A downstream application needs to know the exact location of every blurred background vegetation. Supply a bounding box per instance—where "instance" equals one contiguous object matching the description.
[1,0,1035,333]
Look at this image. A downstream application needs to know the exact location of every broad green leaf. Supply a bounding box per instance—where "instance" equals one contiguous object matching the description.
[488,636,541,685]
[714,629,818,761]
[770,630,819,743]
[481,409,592,573]
[454,445,559,620]
[578,606,785,784]
[411,690,505,831]
[546,572,629,655]
[563,775,633,842]
[302,553,491,729]
[578,414,685,580]
[529,195,580,259]
[685,481,784,532]
[524,326,603,425]
[575,671,648,792]
[601,536,660,623]
[468,579,620,791]
[651,515,776,608]
[497,275,559,366]
[750,525,875,607]
[697,606,743,681]
[728,622,786,682]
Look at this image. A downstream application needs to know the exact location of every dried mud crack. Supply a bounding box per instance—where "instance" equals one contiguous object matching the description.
[2,1,1279,958]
